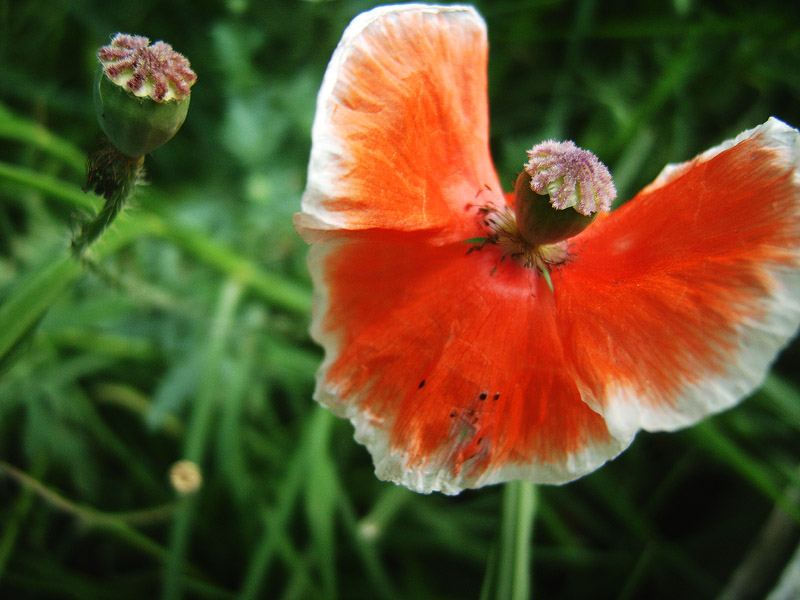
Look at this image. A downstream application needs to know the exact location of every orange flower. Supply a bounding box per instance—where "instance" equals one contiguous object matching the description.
[295,4,800,494]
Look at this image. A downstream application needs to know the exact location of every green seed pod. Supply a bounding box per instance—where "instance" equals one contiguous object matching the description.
[513,170,598,246]
[93,34,196,157]
[514,140,616,245]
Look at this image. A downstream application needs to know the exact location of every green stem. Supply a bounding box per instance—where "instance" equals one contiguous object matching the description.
[691,421,800,524]
[0,143,144,367]
[238,408,334,600]
[73,148,144,254]
[0,460,170,561]
[489,481,538,600]
[0,463,233,598]
[337,478,403,600]
[92,382,184,438]
[0,101,85,172]
[0,157,309,372]
[0,159,95,211]
[0,160,311,316]
[0,459,45,580]
[163,280,243,600]
[137,212,312,315]
[0,255,81,365]
[0,215,146,364]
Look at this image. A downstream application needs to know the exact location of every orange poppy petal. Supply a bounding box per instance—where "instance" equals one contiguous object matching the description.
[298,5,800,494]
[560,118,800,440]
[309,231,629,494]
[296,4,502,243]
[307,119,800,494]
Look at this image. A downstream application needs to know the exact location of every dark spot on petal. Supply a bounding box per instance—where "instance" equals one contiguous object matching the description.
[493,392,500,401]
[449,412,456,418]
[418,379,425,389]
[479,392,487,400]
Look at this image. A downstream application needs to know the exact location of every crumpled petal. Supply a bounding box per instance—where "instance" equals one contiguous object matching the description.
[562,118,800,442]
[296,4,503,243]
[308,230,629,494]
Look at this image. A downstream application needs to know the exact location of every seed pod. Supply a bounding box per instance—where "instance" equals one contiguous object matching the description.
[513,170,599,246]
[514,140,616,245]
[93,33,196,157]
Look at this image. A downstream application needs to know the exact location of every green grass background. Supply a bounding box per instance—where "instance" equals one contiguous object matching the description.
[1,0,800,598]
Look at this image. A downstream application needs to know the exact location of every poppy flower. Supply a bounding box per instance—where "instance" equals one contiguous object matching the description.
[295,4,800,494]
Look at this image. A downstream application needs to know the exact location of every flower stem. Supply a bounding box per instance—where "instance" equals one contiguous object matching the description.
[0,460,170,560]
[73,144,144,256]
[163,279,244,600]
[488,481,538,600]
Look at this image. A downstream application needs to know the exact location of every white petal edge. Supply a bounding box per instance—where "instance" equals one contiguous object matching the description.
[601,117,800,441]
[370,426,634,495]
[300,3,487,233]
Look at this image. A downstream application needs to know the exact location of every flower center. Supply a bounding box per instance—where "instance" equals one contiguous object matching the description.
[477,201,571,273]
[473,140,615,286]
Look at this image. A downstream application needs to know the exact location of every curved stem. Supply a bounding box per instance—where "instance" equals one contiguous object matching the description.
[0,461,172,559]
[0,216,146,365]
[0,462,233,598]
[0,159,312,315]
[0,101,86,172]
[73,146,144,255]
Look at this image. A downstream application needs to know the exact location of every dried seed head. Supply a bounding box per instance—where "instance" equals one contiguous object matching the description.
[98,33,196,102]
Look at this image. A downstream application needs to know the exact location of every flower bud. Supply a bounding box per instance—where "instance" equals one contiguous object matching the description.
[93,34,196,157]
[169,460,203,495]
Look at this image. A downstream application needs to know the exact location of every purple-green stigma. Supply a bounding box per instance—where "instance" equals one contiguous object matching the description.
[525,140,616,216]
[508,141,616,248]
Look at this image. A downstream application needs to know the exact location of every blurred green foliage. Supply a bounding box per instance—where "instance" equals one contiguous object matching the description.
[1,0,799,599]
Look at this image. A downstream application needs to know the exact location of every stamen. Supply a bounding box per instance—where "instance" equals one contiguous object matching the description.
[470,200,570,273]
